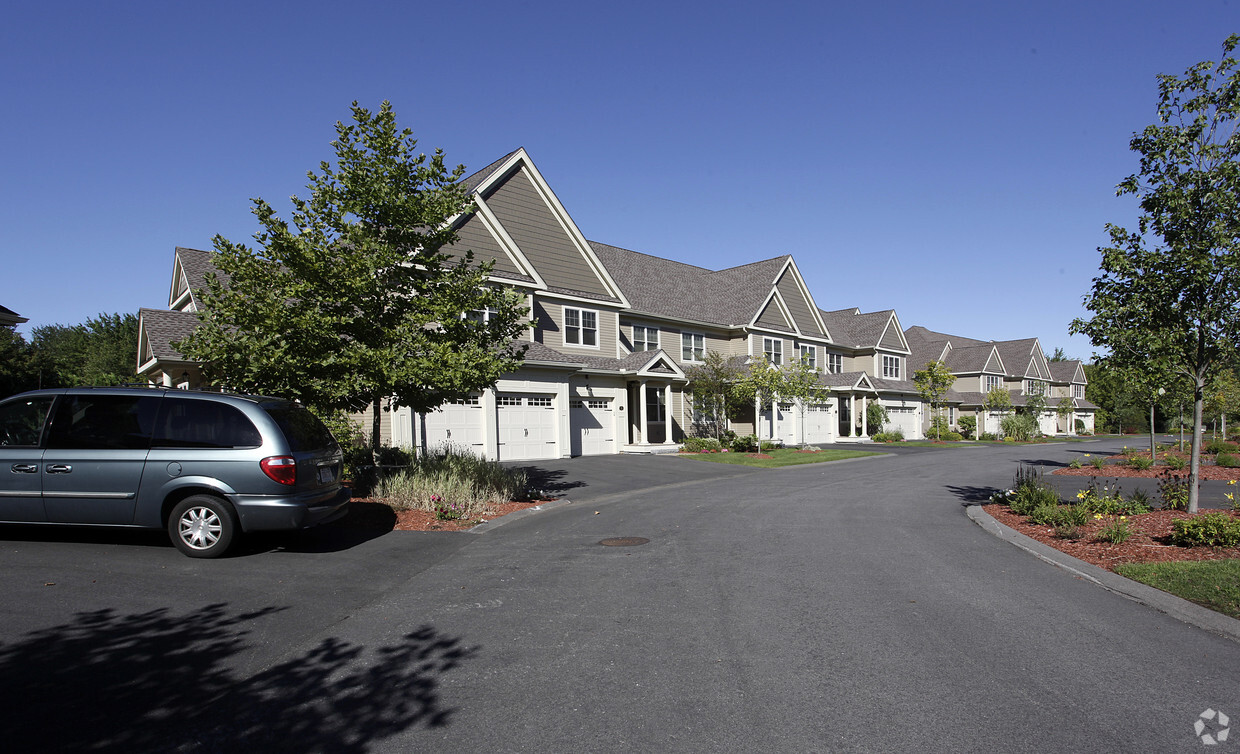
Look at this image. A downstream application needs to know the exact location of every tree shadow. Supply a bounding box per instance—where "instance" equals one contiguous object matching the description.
[0,603,476,751]
[506,466,586,497]
[945,484,998,506]
[1017,458,1069,469]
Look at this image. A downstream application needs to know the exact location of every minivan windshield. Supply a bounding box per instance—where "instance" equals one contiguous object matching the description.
[264,405,339,453]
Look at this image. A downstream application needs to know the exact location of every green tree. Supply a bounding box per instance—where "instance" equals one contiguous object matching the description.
[0,328,37,398]
[737,358,785,441]
[685,351,745,440]
[1071,37,1240,512]
[177,102,530,453]
[28,312,140,388]
[913,360,955,440]
[779,356,824,446]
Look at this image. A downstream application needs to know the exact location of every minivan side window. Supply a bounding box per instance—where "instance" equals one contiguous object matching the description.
[153,398,262,449]
[263,405,338,452]
[0,396,56,447]
[46,395,161,450]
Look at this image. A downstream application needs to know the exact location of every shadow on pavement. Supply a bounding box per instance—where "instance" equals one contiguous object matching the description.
[506,465,586,497]
[0,602,476,751]
[945,484,997,505]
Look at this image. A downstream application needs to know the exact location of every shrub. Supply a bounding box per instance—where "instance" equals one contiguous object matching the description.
[682,436,722,453]
[375,445,529,519]
[1008,465,1061,515]
[1075,481,1150,516]
[1028,503,1067,526]
[979,432,999,442]
[940,431,964,442]
[1163,454,1188,470]
[1094,517,1133,544]
[872,429,905,443]
[958,416,977,438]
[928,414,951,438]
[1090,456,1107,470]
[1128,488,1152,510]
[1000,414,1037,442]
[1171,513,1240,547]
[1158,472,1191,511]
[1069,457,1084,469]
[1128,455,1154,470]
[1206,439,1240,455]
[730,434,759,453]
[759,440,783,452]
[1216,452,1240,468]
[1054,524,1084,539]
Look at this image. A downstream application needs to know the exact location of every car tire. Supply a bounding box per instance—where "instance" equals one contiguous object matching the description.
[168,495,237,558]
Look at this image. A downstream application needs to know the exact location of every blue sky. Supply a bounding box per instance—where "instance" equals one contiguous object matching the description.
[3,1,1236,361]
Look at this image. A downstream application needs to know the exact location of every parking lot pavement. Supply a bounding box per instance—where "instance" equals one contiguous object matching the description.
[502,452,762,503]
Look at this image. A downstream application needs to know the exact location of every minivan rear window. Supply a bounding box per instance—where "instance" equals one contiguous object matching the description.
[264,406,339,453]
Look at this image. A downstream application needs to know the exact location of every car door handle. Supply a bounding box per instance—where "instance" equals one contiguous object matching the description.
[11,464,38,474]
[46,464,72,474]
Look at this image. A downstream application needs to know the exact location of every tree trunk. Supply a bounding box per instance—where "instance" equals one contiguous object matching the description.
[370,397,383,465]
[1149,402,1156,462]
[1189,379,1205,514]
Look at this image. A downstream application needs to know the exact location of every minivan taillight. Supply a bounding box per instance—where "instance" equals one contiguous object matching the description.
[261,456,297,485]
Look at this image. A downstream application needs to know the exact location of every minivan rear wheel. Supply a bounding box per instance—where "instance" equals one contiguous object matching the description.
[169,495,237,558]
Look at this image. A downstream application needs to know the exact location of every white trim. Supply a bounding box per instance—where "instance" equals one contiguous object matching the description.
[750,287,799,335]
[562,306,601,349]
[773,257,832,340]
[470,197,548,288]
[681,331,705,363]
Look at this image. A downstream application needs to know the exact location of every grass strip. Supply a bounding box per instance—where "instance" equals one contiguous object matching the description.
[1114,559,1240,620]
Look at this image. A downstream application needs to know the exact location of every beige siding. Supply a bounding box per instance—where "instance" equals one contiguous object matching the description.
[351,404,393,446]
[451,213,524,277]
[878,321,905,351]
[536,299,619,355]
[775,269,822,336]
[755,298,794,332]
[482,169,611,297]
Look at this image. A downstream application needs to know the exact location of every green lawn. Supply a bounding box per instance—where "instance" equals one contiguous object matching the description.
[1114,559,1240,620]
[676,447,882,468]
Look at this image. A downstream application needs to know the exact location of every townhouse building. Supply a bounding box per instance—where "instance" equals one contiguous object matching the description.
[136,148,1090,460]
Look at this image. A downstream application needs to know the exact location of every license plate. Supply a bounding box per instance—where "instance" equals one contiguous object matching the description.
[318,466,334,484]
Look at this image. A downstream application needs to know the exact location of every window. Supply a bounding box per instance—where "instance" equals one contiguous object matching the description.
[825,353,843,374]
[498,396,522,406]
[0,395,55,447]
[465,306,498,324]
[984,375,1004,392]
[154,398,262,449]
[632,325,659,352]
[564,307,598,347]
[528,397,552,407]
[882,355,901,379]
[1025,380,1046,396]
[1074,384,1084,398]
[763,338,783,365]
[48,394,161,451]
[645,389,665,422]
[798,344,816,369]
[681,332,704,362]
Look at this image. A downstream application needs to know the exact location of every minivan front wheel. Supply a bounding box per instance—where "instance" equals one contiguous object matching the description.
[169,495,237,558]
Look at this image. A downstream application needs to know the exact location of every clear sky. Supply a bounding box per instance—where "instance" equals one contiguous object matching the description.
[3,1,1236,361]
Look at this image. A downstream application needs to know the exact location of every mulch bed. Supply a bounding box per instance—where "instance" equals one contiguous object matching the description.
[1051,451,1240,481]
[983,503,1240,570]
[341,499,548,532]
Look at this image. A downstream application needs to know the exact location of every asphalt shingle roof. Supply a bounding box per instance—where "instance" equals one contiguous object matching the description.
[139,308,199,360]
[818,308,897,349]
[589,241,788,327]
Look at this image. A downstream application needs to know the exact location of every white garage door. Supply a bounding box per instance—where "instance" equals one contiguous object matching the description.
[497,394,558,461]
[759,404,798,445]
[570,399,614,456]
[802,403,833,444]
[421,396,484,454]
[884,404,920,439]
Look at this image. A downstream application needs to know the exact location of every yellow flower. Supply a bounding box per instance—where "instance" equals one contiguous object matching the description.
[1084,454,1091,457]
[1119,516,1127,521]
[1230,480,1237,486]
[1077,491,1086,499]
[1227,492,1235,501]
[1094,514,1103,520]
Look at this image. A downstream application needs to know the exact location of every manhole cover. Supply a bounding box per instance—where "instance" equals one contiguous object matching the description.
[598,537,649,547]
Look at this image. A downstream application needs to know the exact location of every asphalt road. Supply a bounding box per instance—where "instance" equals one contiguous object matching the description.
[2,439,1238,752]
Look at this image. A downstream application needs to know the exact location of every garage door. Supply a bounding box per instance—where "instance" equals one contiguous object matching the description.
[571,399,614,456]
[884,403,920,439]
[421,396,485,454]
[497,394,558,461]
[802,403,833,444]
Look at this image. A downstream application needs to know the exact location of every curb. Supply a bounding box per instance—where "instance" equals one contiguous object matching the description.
[468,498,576,534]
[965,504,1240,645]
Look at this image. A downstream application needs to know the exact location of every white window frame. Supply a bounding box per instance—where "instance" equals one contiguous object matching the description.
[681,332,705,362]
[564,307,599,348]
[465,306,498,324]
[882,355,901,379]
[1074,384,1084,398]
[763,337,783,366]
[826,353,843,374]
[1025,379,1046,396]
[984,374,1004,392]
[632,324,659,352]
[798,344,816,369]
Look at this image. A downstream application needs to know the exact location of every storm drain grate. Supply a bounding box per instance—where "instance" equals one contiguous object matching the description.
[598,537,650,547]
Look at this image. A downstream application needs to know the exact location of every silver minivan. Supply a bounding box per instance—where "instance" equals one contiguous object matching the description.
[0,387,349,557]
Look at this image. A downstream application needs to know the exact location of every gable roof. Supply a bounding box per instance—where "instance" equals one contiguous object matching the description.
[818,308,905,351]
[137,307,199,367]
[906,326,1049,380]
[1049,360,1087,385]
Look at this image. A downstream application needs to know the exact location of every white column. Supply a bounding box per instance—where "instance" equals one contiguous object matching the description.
[639,380,649,445]
[860,396,869,437]
[848,394,856,438]
[663,383,675,445]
